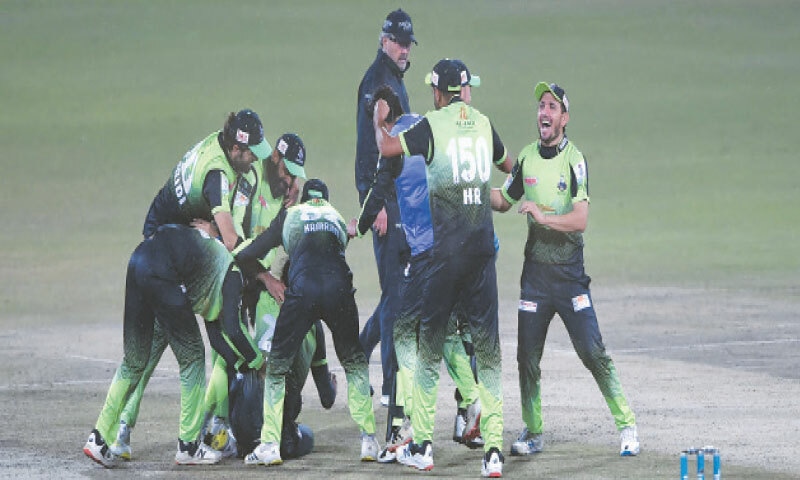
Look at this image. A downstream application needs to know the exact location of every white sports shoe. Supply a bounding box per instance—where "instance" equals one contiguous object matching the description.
[510,427,543,456]
[397,441,434,471]
[377,417,413,463]
[481,447,504,478]
[244,442,282,466]
[109,420,132,460]
[620,425,640,456]
[360,432,381,461]
[453,408,467,442]
[83,429,117,468]
[462,398,482,444]
[174,440,222,465]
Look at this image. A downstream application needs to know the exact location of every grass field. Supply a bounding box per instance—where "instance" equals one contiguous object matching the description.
[1,1,799,479]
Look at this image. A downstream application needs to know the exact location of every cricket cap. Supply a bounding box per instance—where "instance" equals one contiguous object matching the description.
[301,178,329,202]
[382,8,417,46]
[534,82,570,112]
[228,109,272,160]
[425,58,481,93]
[275,133,307,179]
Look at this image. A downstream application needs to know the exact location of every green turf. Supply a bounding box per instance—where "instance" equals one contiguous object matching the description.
[1,0,797,322]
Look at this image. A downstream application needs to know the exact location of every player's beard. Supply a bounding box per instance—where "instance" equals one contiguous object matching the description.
[538,122,562,147]
[229,148,253,174]
[265,158,290,199]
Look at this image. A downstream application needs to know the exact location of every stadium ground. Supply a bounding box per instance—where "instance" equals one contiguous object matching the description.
[2,1,798,478]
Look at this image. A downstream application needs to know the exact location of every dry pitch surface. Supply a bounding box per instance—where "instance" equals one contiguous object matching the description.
[1,285,798,479]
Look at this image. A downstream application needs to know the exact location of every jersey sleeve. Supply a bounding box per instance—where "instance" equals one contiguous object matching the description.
[355,155,403,236]
[400,117,434,163]
[490,123,508,166]
[234,207,287,278]
[570,154,590,204]
[203,169,230,215]
[219,268,264,371]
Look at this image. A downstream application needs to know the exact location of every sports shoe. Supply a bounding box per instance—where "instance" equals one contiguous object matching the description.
[174,439,222,465]
[481,447,504,478]
[244,441,282,466]
[360,432,381,461]
[397,440,434,471]
[453,408,467,443]
[510,427,543,456]
[466,435,485,449]
[109,420,132,460]
[620,425,640,456]
[377,417,413,463]
[462,398,482,444]
[83,429,117,468]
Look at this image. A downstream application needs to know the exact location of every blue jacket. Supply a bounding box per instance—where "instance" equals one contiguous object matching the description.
[355,49,410,204]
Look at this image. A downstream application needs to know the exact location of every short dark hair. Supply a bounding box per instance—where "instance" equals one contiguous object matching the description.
[368,84,405,124]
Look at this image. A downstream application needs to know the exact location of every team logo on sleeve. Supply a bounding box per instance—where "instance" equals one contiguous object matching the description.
[572,294,591,312]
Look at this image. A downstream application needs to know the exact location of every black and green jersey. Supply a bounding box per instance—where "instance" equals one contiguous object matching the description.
[399,100,507,257]
[153,224,232,319]
[143,131,243,237]
[501,138,589,264]
[235,198,350,278]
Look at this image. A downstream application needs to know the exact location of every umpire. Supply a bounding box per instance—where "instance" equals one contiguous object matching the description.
[355,9,418,407]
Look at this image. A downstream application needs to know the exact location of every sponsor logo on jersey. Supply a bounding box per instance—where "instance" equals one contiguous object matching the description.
[524,177,538,186]
[574,160,586,183]
[572,294,591,312]
[519,300,538,312]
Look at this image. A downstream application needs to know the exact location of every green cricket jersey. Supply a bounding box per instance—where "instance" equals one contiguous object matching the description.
[501,138,589,264]
[399,100,507,258]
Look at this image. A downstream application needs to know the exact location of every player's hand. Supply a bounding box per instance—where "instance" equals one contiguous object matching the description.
[257,272,286,304]
[518,201,552,224]
[191,218,219,238]
[373,99,390,126]
[347,218,359,238]
[372,207,388,236]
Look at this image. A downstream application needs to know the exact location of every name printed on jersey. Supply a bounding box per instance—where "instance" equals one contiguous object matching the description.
[304,221,341,235]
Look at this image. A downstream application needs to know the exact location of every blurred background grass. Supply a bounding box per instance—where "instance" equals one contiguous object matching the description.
[1,0,797,326]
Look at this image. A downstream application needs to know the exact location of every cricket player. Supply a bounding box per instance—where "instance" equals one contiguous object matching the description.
[490,82,639,458]
[349,85,487,463]
[238,179,380,467]
[371,59,511,477]
[83,224,265,467]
